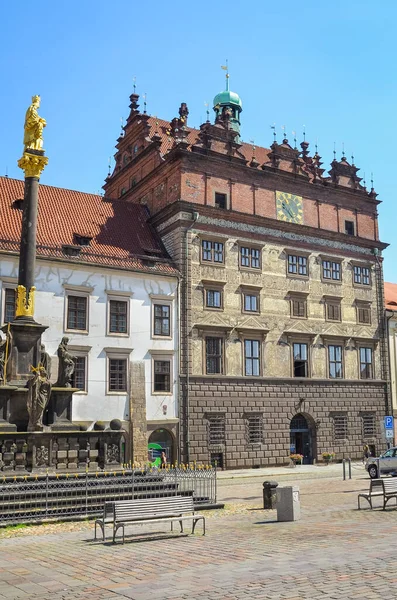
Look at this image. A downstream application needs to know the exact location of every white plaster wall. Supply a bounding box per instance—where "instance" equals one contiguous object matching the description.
[0,256,178,426]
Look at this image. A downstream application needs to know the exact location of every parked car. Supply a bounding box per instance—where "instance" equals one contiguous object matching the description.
[365,447,397,478]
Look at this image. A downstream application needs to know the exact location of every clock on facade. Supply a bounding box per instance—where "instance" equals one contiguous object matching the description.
[276,191,304,224]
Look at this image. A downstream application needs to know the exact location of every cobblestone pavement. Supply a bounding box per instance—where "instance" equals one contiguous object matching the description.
[1,470,397,599]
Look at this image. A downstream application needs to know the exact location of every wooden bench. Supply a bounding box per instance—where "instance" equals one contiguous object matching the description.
[358,478,397,510]
[94,495,205,543]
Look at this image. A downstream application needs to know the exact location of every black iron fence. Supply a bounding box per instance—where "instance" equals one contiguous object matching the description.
[0,465,217,525]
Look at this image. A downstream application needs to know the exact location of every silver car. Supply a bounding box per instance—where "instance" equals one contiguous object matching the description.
[366,447,397,479]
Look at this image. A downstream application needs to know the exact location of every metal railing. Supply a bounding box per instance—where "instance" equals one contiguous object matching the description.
[0,465,217,525]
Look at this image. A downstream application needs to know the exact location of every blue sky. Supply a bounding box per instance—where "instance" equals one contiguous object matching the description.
[2,1,396,279]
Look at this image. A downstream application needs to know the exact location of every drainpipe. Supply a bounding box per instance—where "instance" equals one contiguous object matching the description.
[183,210,199,463]
[385,309,395,417]
[373,250,392,417]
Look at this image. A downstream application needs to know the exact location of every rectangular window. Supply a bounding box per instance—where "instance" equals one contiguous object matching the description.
[345,221,355,236]
[201,240,224,264]
[328,345,343,379]
[326,302,341,322]
[353,265,370,286]
[357,304,371,325]
[208,417,225,445]
[359,347,373,379]
[4,288,15,323]
[67,296,87,330]
[153,304,171,336]
[240,247,261,269]
[214,192,227,209]
[109,300,128,334]
[291,297,306,318]
[109,358,127,392]
[153,360,171,392]
[293,343,308,377]
[205,289,222,309]
[362,413,376,438]
[247,416,263,444]
[71,356,87,391]
[244,339,260,376]
[288,254,308,276]
[322,260,341,281]
[205,337,223,374]
[243,293,259,313]
[333,415,348,441]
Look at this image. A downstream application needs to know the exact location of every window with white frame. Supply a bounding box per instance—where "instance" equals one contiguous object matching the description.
[242,291,260,313]
[244,339,261,376]
[205,288,223,310]
[240,246,261,269]
[353,265,371,286]
[288,254,308,277]
[322,259,341,281]
[328,345,343,379]
[3,288,15,323]
[201,240,224,264]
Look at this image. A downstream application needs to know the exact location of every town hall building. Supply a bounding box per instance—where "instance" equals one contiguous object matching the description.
[103,73,388,467]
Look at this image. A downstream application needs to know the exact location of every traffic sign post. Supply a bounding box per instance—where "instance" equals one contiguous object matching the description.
[386,429,394,439]
[384,416,394,430]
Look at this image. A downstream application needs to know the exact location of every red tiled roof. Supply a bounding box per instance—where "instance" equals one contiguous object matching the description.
[0,176,178,275]
[385,282,397,311]
[146,117,271,165]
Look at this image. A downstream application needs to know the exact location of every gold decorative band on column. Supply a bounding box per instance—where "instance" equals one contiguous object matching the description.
[17,151,48,179]
[15,285,36,318]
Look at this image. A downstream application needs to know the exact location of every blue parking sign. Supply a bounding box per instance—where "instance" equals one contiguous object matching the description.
[385,416,394,429]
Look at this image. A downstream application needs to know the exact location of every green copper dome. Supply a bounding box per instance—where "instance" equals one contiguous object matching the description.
[213,89,242,110]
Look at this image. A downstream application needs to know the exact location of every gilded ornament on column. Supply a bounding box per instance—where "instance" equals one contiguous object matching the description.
[15,285,36,318]
[17,95,48,179]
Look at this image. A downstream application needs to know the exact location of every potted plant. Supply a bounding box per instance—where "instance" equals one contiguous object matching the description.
[290,453,304,465]
[322,451,335,464]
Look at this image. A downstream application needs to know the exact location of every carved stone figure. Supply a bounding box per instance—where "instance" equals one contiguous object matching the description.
[56,337,75,387]
[40,344,51,380]
[0,329,12,384]
[23,95,46,151]
[27,366,52,431]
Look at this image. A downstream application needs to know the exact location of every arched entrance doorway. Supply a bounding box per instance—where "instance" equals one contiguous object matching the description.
[148,428,175,464]
[290,414,316,464]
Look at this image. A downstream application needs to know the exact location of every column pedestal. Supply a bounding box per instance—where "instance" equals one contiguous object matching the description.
[48,387,79,431]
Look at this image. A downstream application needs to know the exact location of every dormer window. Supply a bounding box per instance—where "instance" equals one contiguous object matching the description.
[62,245,81,257]
[74,234,92,247]
[12,199,24,210]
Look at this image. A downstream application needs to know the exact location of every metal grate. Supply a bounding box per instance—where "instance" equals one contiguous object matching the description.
[362,413,376,438]
[247,416,263,444]
[208,418,225,445]
[333,415,348,441]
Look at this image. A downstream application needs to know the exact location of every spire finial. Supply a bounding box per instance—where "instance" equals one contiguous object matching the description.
[315,138,318,154]
[303,125,306,142]
[270,123,276,142]
[221,60,229,91]
[342,142,345,158]
[108,156,111,177]
[120,117,124,136]
[371,172,374,188]
[333,142,336,160]
[281,125,286,141]
[351,153,355,165]
[133,76,137,94]
[292,130,297,149]
[143,93,147,114]
[363,172,366,188]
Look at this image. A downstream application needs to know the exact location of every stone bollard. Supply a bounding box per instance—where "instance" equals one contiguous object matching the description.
[276,486,301,522]
[263,480,278,509]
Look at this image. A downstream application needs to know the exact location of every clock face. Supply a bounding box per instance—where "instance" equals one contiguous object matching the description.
[276,191,304,224]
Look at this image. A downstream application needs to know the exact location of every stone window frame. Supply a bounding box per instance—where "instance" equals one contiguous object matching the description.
[1,277,17,325]
[285,249,311,280]
[350,261,372,288]
[288,291,308,320]
[245,412,264,446]
[63,284,93,335]
[68,345,92,395]
[150,293,175,340]
[345,220,355,236]
[320,255,343,284]
[213,191,229,210]
[204,335,225,376]
[200,236,226,266]
[149,350,175,396]
[202,280,226,312]
[357,343,375,380]
[356,300,372,326]
[326,342,345,380]
[104,347,133,395]
[287,334,314,379]
[106,290,132,338]
[242,336,262,377]
[238,243,263,272]
[241,284,262,315]
[323,295,342,323]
